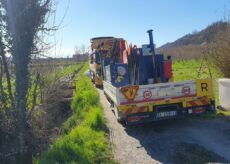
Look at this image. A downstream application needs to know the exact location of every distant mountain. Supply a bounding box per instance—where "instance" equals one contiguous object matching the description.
[158,21,229,59]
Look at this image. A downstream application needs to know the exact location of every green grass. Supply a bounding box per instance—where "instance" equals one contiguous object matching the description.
[173,59,221,82]
[27,63,84,110]
[173,59,230,116]
[39,64,116,164]
[0,63,84,110]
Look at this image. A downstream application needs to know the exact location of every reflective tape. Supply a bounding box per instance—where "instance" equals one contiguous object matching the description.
[186,98,210,107]
[120,106,149,115]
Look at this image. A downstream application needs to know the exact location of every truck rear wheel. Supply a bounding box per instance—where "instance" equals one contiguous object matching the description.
[208,101,216,113]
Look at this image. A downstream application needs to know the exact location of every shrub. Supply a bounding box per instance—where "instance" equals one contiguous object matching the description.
[207,23,230,78]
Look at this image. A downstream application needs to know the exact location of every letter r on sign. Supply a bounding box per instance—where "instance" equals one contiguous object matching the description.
[201,83,208,92]
[196,79,212,97]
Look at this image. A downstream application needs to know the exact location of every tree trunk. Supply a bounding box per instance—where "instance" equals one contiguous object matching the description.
[3,0,52,162]
[3,1,34,162]
[0,44,14,109]
[32,73,40,109]
[0,58,6,106]
[14,47,31,164]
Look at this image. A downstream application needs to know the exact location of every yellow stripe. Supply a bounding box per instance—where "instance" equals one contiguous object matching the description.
[118,105,149,115]
[118,97,214,114]
[186,98,211,107]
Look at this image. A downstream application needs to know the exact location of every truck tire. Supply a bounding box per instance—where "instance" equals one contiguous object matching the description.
[207,100,216,113]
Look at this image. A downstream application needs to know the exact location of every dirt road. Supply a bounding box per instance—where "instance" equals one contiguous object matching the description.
[98,89,230,164]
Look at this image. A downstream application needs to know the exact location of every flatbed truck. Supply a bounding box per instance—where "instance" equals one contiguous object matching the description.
[90,30,215,124]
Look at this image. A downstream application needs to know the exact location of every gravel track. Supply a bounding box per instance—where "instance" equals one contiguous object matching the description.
[98,89,230,164]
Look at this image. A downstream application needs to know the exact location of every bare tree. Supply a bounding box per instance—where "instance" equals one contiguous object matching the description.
[0,57,6,106]
[1,0,54,163]
[207,23,230,78]
[74,44,87,55]
[0,2,14,109]
[31,72,40,109]
[0,39,14,109]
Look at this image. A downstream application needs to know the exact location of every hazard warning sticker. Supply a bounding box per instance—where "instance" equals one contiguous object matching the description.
[120,86,139,100]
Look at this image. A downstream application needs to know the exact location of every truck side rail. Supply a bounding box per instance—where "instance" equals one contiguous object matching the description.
[103,81,119,105]
[104,79,214,106]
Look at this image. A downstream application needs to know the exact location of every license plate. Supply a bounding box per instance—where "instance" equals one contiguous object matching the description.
[156,111,177,118]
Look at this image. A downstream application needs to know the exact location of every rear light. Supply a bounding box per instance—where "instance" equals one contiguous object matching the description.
[127,116,142,123]
[188,107,206,114]
[127,115,150,123]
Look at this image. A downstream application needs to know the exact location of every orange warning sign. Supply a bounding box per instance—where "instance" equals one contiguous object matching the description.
[120,86,139,100]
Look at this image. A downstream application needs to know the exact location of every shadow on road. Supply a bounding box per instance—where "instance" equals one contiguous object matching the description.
[124,118,229,164]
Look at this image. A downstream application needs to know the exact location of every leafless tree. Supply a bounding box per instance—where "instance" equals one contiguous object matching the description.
[207,23,230,78]
[74,44,87,55]
[0,2,14,109]
[1,0,55,163]
[0,41,14,109]
[0,57,6,106]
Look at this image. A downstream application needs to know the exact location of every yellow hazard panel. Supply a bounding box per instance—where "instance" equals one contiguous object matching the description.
[196,79,213,97]
[120,86,139,100]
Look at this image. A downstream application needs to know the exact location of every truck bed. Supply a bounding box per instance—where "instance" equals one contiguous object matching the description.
[104,79,214,106]
[103,79,215,124]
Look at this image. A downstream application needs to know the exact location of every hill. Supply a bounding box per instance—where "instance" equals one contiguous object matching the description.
[158,21,229,59]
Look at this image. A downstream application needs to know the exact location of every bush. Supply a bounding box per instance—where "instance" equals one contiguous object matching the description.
[207,23,230,78]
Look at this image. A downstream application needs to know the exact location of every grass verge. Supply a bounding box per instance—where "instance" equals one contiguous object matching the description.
[39,64,116,164]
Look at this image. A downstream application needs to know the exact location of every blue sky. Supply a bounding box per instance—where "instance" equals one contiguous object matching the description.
[52,0,230,57]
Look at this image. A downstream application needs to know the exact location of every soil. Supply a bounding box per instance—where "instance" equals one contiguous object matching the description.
[98,89,230,164]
